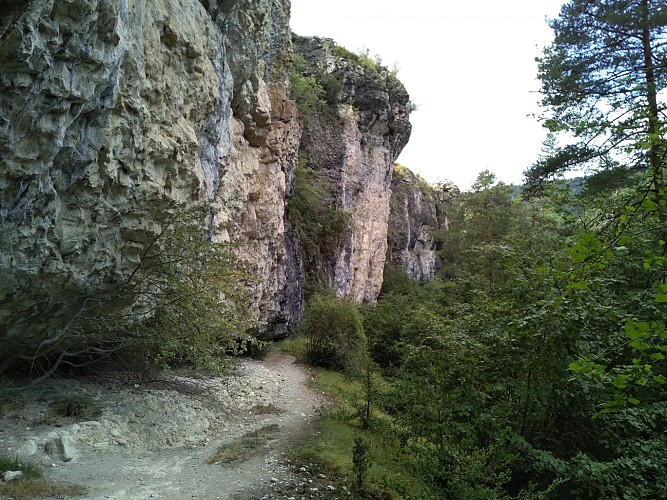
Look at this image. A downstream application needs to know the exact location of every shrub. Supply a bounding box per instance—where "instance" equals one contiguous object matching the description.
[53,394,100,418]
[5,204,255,384]
[0,379,24,414]
[290,53,326,117]
[352,435,372,491]
[297,292,367,373]
[119,205,256,375]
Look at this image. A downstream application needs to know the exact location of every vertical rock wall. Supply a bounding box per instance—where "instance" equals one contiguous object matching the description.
[387,166,457,280]
[208,0,304,336]
[293,36,412,302]
[0,0,301,361]
[1,0,228,356]
[0,2,418,367]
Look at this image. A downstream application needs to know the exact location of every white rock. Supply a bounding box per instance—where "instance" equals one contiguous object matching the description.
[44,434,77,462]
[3,471,23,482]
[17,439,37,457]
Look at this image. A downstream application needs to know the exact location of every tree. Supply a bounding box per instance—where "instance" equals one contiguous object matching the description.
[3,205,255,383]
[520,11,667,495]
[527,0,667,191]
[528,0,667,400]
[439,170,516,286]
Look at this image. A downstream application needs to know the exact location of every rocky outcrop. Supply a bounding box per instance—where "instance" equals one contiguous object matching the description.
[387,165,457,280]
[0,0,301,363]
[210,0,303,337]
[0,2,414,368]
[293,36,412,302]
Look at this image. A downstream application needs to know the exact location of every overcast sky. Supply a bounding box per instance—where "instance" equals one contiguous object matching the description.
[289,0,566,190]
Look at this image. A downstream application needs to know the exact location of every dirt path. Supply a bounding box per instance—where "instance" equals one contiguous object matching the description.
[1,353,331,499]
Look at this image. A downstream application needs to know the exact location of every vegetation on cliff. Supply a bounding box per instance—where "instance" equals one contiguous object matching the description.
[287,157,352,289]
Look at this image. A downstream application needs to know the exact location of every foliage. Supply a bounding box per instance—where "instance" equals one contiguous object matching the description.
[287,160,352,287]
[0,456,42,479]
[53,394,100,419]
[527,0,667,413]
[438,170,523,283]
[113,205,256,375]
[293,369,439,499]
[290,53,327,116]
[331,45,385,73]
[6,205,255,385]
[297,292,367,374]
[290,51,344,118]
[0,455,85,499]
[272,331,309,361]
[352,435,372,492]
[361,166,667,498]
[527,0,667,186]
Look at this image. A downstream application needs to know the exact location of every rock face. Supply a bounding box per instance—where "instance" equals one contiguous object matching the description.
[387,166,457,280]
[0,0,302,360]
[0,1,413,367]
[293,36,412,302]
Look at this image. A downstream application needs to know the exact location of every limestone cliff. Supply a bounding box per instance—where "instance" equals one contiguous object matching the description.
[387,165,457,280]
[0,0,301,363]
[291,36,411,302]
[0,1,413,369]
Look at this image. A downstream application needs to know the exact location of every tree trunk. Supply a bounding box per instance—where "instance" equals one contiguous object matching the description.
[641,0,667,260]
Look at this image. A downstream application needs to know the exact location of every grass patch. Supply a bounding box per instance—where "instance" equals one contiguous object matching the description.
[308,369,364,408]
[251,403,283,415]
[0,455,42,479]
[0,379,24,416]
[206,424,280,464]
[273,333,308,360]
[0,454,85,499]
[0,479,86,499]
[53,394,100,418]
[292,370,435,499]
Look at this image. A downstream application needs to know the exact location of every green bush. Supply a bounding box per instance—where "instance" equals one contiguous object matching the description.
[5,205,255,383]
[122,205,255,374]
[290,53,326,117]
[352,435,372,491]
[297,292,367,373]
[331,45,384,73]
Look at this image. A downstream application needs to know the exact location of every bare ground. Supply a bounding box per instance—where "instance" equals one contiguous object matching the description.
[1,353,345,499]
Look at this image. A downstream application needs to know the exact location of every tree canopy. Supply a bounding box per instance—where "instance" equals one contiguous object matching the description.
[527,0,667,187]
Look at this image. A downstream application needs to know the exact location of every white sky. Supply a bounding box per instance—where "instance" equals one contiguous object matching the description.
[290,0,566,190]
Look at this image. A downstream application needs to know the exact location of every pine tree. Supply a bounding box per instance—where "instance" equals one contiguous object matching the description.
[527,0,667,191]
